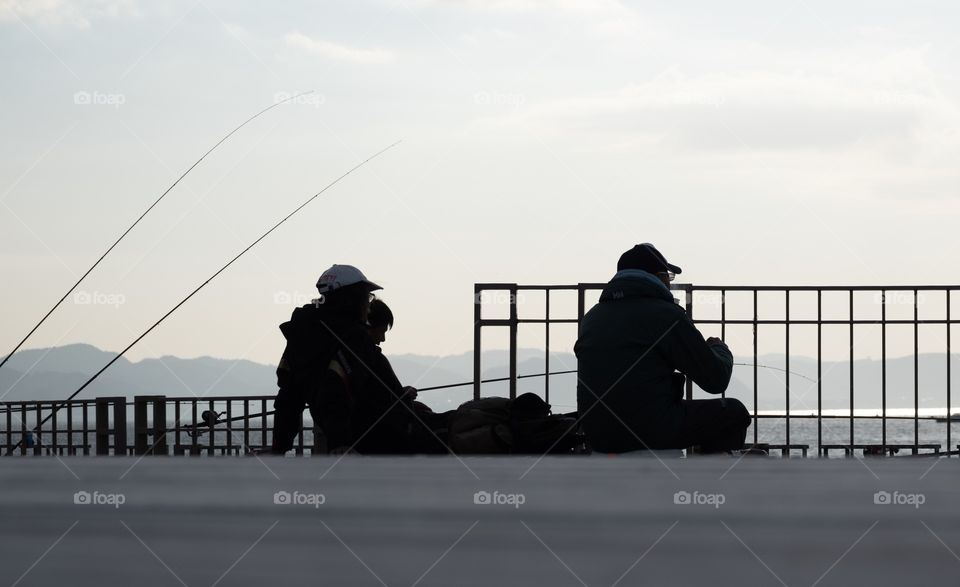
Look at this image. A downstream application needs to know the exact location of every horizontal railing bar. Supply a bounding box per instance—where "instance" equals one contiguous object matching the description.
[476,284,960,293]
[694,319,960,325]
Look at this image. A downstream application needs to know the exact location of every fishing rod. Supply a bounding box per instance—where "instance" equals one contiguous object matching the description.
[142,362,822,434]
[733,362,818,383]
[0,91,314,374]
[171,370,581,436]
[419,363,820,390]
[3,139,401,456]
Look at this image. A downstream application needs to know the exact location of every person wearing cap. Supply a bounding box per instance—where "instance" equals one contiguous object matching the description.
[574,244,750,454]
[271,264,429,455]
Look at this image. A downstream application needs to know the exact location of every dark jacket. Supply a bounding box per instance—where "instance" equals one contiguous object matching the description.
[574,272,733,452]
[276,303,411,452]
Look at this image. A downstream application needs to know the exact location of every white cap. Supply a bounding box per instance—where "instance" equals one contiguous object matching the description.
[316,264,381,294]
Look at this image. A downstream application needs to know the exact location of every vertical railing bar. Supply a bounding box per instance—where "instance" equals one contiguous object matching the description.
[509,284,518,400]
[191,400,198,452]
[244,399,250,452]
[721,289,726,399]
[82,402,89,455]
[849,290,854,450]
[753,288,758,446]
[882,290,887,450]
[261,398,267,450]
[544,289,550,405]
[51,401,58,455]
[785,290,790,451]
[174,400,181,453]
[947,290,952,458]
[5,403,11,455]
[226,399,233,452]
[817,290,822,455]
[67,400,73,455]
[20,404,27,456]
[34,403,41,456]
[685,284,694,402]
[474,285,482,401]
[208,399,215,455]
[914,288,920,450]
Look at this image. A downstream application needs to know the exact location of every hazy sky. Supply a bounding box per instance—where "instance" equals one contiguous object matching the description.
[1,0,958,366]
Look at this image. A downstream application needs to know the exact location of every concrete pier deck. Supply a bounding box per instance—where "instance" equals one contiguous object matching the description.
[2,455,958,586]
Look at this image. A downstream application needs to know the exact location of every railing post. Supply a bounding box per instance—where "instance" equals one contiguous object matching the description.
[509,284,518,400]
[685,284,694,401]
[474,284,482,401]
[134,395,167,456]
[95,397,127,456]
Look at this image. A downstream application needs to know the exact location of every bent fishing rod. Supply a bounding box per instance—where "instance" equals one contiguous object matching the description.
[3,139,401,456]
[0,91,314,374]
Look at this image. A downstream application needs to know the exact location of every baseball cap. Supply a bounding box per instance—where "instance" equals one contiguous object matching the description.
[617,243,682,274]
[316,264,382,294]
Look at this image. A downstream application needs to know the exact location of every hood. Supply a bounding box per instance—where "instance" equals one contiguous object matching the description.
[599,269,677,304]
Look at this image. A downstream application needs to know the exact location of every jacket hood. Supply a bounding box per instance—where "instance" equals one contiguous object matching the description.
[599,270,677,304]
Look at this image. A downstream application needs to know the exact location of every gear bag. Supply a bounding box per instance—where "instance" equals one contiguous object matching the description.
[448,392,581,454]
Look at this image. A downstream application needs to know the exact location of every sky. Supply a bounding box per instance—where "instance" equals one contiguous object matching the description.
[1,0,959,366]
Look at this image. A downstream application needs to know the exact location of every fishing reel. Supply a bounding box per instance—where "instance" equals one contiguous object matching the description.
[187,410,225,438]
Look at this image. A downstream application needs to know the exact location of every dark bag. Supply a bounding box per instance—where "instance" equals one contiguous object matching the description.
[449,393,581,454]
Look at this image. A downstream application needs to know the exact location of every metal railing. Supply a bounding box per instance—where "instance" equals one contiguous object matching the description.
[2,282,955,457]
[473,283,958,457]
[1,395,324,457]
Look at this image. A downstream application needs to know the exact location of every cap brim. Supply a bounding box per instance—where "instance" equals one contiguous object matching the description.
[667,263,682,274]
[364,280,382,292]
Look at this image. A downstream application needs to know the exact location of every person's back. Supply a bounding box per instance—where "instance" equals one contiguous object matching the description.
[575,244,749,454]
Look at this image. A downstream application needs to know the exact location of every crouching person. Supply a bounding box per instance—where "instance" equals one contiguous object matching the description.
[574,244,751,454]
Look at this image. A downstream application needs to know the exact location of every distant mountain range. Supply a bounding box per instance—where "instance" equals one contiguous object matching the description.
[1,343,957,412]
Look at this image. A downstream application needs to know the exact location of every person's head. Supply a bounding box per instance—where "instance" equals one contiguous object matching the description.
[367,298,394,345]
[315,264,381,322]
[617,243,682,288]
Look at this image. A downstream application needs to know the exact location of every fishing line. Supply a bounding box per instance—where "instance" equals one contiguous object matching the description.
[0,91,314,373]
[4,139,401,456]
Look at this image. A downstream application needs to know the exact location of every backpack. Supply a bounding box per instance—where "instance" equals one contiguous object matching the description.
[448,393,582,454]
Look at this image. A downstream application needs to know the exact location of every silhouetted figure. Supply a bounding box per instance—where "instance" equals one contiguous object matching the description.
[270,265,444,455]
[574,244,750,454]
[367,298,452,450]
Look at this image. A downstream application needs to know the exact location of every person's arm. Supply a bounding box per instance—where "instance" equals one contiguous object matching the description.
[663,314,733,394]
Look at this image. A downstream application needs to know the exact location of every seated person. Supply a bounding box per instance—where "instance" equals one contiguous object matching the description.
[366,297,452,450]
[271,265,446,455]
[574,243,751,454]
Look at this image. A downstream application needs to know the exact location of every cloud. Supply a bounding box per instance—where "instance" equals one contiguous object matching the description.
[470,54,960,155]
[0,0,139,28]
[284,31,394,64]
